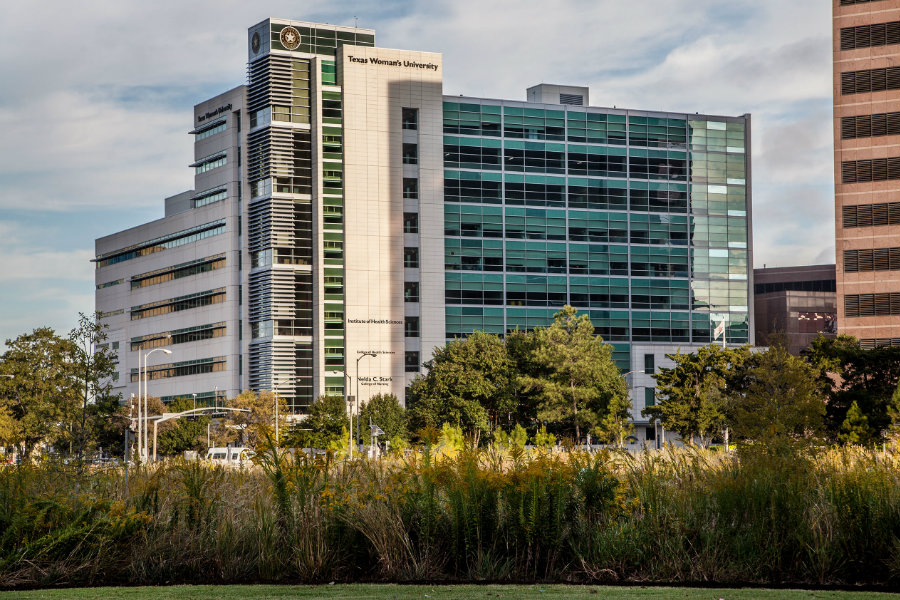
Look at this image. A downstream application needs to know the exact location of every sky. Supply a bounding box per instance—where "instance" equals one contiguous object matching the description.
[0,0,834,347]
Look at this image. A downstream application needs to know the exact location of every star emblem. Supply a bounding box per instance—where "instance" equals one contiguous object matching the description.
[280,26,301,50]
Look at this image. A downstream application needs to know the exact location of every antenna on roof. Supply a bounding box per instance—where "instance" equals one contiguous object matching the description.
[354,16,358,28]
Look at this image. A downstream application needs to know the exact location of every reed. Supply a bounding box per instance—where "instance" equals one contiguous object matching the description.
[1,445,899,589]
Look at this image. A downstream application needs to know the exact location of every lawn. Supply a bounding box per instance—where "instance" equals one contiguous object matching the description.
[2,585,898,600]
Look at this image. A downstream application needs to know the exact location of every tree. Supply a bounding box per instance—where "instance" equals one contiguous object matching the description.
[839,401,874,446]
[286,395,348,448]
[521,306,626,442]
[156,397,210,456]
[595,392,633,446]
[0,328,79,459]
[359,393,407,443]
[227,390,288,447]
[807,334,900,442]
[645,344,751,447]
[407,331,515,444]
[730,344,825,451]
[68,313,119,463]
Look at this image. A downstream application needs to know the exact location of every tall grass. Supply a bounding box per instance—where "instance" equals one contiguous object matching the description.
[1,445,899,588]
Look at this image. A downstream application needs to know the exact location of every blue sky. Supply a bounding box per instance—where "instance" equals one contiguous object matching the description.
[0,0,834,346]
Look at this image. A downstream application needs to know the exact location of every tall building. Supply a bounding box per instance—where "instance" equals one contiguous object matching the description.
[95,18,753,441]
[833,0,900,348]
[753,264,837,355]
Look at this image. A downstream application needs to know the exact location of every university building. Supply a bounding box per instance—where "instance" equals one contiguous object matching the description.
[833,0,900,347]
[95,18,754,441]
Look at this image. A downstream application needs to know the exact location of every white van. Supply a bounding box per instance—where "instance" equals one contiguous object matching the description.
[205,446,254,468]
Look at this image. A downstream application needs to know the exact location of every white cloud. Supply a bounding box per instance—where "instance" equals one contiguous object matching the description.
[0,0,837,344]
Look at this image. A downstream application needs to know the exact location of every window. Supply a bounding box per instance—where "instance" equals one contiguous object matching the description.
[195,121,226,141]
[404,281,420,302]
[403,212,419,234]
[840,66,900,95]
[194,153,227,174]
[130,254,226,289]
[841,157,900,183]
[403,178,419,199]
[843,247,900,273]
[843,202,900,228]
[405,351,420,372]
[96,220,226,268]
[402,107,418,130]
[840,21,900,51]
[644,354,655,375]
[841,112,900,140]
[130,288,226,320]
[644,387,655,407]
[845,293,900,317]
[405,316,420,338]
[404,247,419,268]
[403,143,418,165]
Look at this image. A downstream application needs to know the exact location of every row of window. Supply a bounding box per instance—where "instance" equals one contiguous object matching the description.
[130,255,226,290]
[195,153,227,174]
[840,21,900,50]
[192,188,227,208]
[194,121,226,141]
[845,292,900,317]
[841,112,900,140]
[131,322,227,351]
[840,66,900,95]
[96,220,226,268]
[841,157,900,183]
[754,279,836,294]
[843,201,900,228]
[844,247,900,273]
[130,288,226,320]
[130,357,227,382]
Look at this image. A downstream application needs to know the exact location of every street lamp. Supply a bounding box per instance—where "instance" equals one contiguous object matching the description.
[355,352,378,456]
[142,348,172,462]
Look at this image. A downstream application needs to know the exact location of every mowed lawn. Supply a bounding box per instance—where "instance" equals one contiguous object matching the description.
[2,585,898,600]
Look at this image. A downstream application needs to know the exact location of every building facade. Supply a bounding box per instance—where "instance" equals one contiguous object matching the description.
[95,18,754,440]
[833,0,900,348]
[753,264,837,355]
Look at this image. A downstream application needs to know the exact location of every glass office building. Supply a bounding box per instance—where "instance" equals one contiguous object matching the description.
[95,19,752,442]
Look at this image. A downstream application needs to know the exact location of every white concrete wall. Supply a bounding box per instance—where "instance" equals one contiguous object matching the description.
[339,45,444,406]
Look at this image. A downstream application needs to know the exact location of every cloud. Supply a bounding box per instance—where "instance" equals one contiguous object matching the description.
[0,0,837,345]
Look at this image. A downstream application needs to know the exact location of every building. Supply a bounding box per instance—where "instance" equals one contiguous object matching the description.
[833,0,900,348]
[95,18,754,441]
[753,265,837,355]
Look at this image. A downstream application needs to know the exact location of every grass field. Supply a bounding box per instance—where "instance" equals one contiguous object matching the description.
[2,585,898,600]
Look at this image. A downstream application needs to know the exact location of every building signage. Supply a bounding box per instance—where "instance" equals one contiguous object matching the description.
[348,318,403,325]
[347,55,439,71]
[197,103,232,123]
[359,376,393,387]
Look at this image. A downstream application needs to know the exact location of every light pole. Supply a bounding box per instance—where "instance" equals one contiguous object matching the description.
[142,348,172,462]
[355,353,377,453]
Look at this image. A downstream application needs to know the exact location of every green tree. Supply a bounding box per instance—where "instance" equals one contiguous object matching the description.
[287,395,348,448]
[839,401,874,445]
[808,334,900,442]
[522,306,626,442]
[0,328,79,459]
[156,397,210,456]
[645,344,751,447]
[888,381,900,441]
[730,344,825,452]
[407,330,514,444]
[359,393,407,443]
[595,392,633,446]
[68,313,119,463]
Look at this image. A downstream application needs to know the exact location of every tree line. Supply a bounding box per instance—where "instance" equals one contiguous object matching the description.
[3,308,900,460]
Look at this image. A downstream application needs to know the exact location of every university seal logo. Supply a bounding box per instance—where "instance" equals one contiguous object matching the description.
[280,26,301,50]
